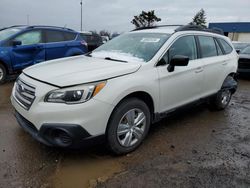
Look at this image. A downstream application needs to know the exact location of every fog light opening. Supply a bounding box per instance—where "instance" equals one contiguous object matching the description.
[52,129,73,147]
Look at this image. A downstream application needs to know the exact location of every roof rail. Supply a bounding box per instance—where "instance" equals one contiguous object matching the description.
[131,24,224,35]
[27,25,74,31]
[0,25,28,30]
[132,24,183,31]
[175,24,224,35]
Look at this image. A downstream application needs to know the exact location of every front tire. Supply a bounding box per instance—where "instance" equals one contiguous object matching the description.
[107,98,151,155]
[0,64,7,84]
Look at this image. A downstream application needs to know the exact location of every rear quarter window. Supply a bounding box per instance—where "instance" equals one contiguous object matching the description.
[214,39,223,56]
[64,32,76,41]
[218,38,233,54]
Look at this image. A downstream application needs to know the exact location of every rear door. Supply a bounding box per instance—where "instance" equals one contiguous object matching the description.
[157,35,204,112]
[44,29,68,60]
[10,29,45,70]
[197,35,227,96]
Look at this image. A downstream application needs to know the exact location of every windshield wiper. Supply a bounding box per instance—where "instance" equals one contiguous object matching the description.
[104,57,127,63]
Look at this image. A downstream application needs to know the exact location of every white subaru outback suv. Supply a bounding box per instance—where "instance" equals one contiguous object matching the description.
[11,25,238,154]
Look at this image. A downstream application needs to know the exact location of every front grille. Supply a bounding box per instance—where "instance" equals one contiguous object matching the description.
[238,58,250,69]
[14,79,36,110]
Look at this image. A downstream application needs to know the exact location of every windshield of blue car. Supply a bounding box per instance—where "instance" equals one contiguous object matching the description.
[0,28,22,41]
[240,46,250,54]
[91,32,170,62]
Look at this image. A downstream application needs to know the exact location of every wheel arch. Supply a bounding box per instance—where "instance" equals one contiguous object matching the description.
[0,60,9,74]
[222,72,238,94]
[105,91,155,135]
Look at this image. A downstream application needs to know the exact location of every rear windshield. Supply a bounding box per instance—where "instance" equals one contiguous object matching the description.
[80,33,101,44]
[92,32,170,62]
[0,28,22,41]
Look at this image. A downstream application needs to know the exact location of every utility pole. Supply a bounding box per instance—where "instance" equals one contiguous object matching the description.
[27,14,30,25]
[80,0,83,31]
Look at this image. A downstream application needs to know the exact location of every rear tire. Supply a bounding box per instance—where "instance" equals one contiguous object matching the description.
[107,98,151,155]
[0,64,7,84]
[209,88,232,110]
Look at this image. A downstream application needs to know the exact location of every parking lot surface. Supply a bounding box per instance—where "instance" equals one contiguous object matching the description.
[1,77,250,188]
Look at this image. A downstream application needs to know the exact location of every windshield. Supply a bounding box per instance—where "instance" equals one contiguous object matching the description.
[240,46,250,54]
[0,28,22,41]
[91,32,170,62]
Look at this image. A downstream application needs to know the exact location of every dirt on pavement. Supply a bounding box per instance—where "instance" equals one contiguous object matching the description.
[0,77,250,188]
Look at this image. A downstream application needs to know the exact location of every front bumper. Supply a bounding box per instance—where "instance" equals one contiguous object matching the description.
[11,73,115,147]
[15,111,105,148]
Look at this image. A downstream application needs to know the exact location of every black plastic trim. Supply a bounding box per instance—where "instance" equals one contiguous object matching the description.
[14,111,105,148]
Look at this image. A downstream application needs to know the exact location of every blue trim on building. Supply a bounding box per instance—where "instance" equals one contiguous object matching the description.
[209,22,250,33]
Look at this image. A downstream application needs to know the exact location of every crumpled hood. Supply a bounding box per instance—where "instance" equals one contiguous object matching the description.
[23,55,141,87]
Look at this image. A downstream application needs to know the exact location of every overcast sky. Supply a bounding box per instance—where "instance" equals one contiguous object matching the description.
[1,0,250,33]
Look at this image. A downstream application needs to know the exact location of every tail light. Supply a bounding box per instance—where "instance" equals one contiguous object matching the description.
[81,40,88,47]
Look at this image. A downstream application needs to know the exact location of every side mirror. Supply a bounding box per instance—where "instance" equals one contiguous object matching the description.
[167,55,189,72]
[236,49,240,54]
[12,40,22,46]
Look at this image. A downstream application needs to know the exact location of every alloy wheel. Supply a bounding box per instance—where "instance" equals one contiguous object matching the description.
[117,108,146,147]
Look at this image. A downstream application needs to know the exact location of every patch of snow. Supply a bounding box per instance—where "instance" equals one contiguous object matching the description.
[91,50,145,63]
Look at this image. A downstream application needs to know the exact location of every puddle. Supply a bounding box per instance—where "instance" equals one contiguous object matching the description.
[52,155,123,188]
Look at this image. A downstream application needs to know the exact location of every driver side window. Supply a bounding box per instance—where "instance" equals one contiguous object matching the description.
[14,30,42,46]
[160,35,197,65]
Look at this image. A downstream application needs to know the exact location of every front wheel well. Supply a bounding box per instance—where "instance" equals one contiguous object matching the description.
[106,91,155,135]
[121,91,155,118]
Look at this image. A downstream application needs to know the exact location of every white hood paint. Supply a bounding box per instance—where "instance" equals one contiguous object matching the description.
[23,55,141,87]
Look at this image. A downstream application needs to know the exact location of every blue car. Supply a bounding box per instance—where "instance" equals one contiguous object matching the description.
[0,25,88,83]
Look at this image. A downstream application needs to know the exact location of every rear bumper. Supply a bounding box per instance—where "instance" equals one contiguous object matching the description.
[15,111,105,148]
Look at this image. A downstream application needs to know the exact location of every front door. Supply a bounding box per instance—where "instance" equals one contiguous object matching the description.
[157,35,204,112]
[10,30,45,70]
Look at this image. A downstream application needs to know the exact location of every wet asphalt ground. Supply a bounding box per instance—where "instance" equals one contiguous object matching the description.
[0,76,250,188]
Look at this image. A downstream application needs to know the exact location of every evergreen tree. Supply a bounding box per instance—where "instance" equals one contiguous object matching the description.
[131,10,161,28]
[190,9,207,28]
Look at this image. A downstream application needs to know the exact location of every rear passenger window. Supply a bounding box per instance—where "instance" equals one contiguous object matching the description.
[198,36,217,58]
[169,35,197,60]
[214,39,223,56]
[46,30,64,43]
[64,32,76,41]
[218,38,233,54]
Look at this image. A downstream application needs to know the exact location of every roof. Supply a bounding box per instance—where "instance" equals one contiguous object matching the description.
[2,25,75,32]
[209,22,250,33]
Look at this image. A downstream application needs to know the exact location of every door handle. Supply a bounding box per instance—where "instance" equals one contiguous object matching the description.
[195,67,203,73]
[222,61,228,65]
